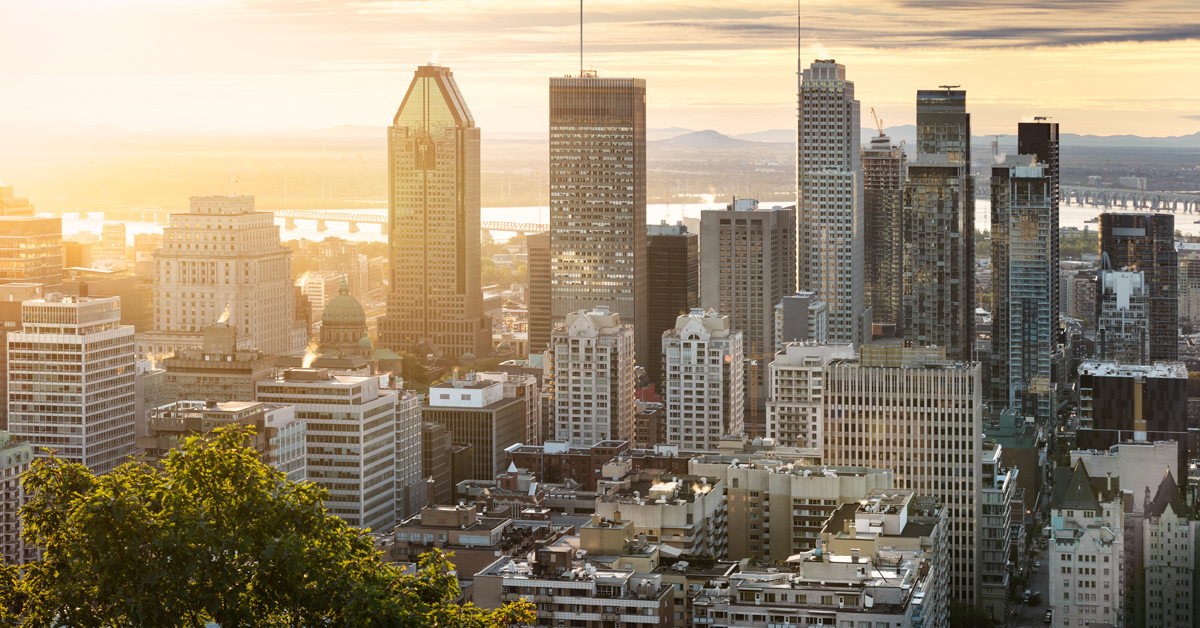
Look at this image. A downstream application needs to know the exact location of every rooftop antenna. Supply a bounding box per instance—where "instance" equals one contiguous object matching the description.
[939,85,960,91]
[580,0,583,76]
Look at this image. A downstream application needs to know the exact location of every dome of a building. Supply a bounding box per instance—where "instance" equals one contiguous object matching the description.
[496,341,512,354]
[460,352,477,363]
[358,333,374,349]
[322,276,365,327]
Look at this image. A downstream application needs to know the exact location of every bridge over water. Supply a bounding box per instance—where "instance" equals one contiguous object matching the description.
[1062,186,1200,213]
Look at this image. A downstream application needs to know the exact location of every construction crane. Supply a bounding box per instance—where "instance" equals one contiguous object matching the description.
[871,107,884,137]
[991,134,1006,159]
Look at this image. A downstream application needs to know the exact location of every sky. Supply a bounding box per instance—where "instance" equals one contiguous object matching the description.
[3,0,1200,137]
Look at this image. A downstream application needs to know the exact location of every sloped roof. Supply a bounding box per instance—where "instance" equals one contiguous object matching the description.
[1055,460,1102,512]
[1147,469,1190,519]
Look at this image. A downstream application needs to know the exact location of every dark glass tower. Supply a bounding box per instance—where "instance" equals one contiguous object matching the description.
[379,65,491,359]
[902,89,974,362]
[548,74,647,364]
[526,232,552,354]
[645,222,699,386]
[862,134,906,328]
[1099,213,1178,362]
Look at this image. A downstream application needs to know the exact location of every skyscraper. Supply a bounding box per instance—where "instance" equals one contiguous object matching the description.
[797,59,867,346]
[149,195,301,357]
[526,232,552,354]
[645,221,699,385]
[1099,213,1178,362]
[8,295,136,474]
[902,88,974,362]
[379,64,491,360]
[861,133,906,329]
[660,309,743,453]
[550,307,636,447]
[548,73,647,364]
[990,156,1055,422]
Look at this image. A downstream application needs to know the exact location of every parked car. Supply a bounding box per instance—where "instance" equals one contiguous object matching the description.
[1044,610,1053,623]
[1034,560,1041,569]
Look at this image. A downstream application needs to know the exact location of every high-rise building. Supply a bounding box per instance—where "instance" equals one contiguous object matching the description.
[1096,262,1149,363]
[7,295,136,474]
[861,133,906,328]
[645,221,699,385]
[660,309,743,453]
[797,59,867,346]
[1018,121,1060,322]
[318,237,368,301]
[1100,213,1178,362]
[157,322,274,405]
[0,431,33,565]
[773,291,827,352]
[980,442,1018,620]
[1076,361,1191,475]
[0,187,34,217]
[421,374,526,481]
[477,371,541,447]
[548,73,647,365]
[393,388,424,522]
[150,195,301,356]
[699,200,796,359]
[549,308,636,447]
[822,341,983,604]
[0,217,61,291]
[1177,242,1200,321]
[526,232,552,354]
[420,422,452,506]
[990,156,1056,422]
[0,284,43,430]
[137,400,294,468]
[379,64,491,360]
[902,89,974,362]
[255,368,399,531]
[765,342,852,448]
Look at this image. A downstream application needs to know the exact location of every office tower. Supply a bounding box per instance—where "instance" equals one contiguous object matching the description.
[822,341,983,604]
[699,200,796,360]
[0,213,61,291]
[137,400,293,468]
[548,73,647,364]
[379,64,491,360]
[420,374,526,480]
[255,368,398,531]
[526,232,552,353]
[0,284,43,430]
[980,443,1018,620]
[420,422,453,506]
[1048,461,1125,628]
[1177,242,1200,320]
[63,272,153,332]
[660,309,743,452]
[797,60,867,346]
[151,195,300,356]
[549,308,636,446]
[7,295,136,474]
[476,371,541,447]
[773,291,827,352]
[861,133,907,328]
[1076,361,1191,475]
[645,222,699,385]
[393,389,424,521]
[765,342,852,448]
[0,431,33,565]
[1100,213,1178,361]
[1018,121,1060,324]
[990,156,1056,422]
[0,187,33,217]
[159,322,275,405]
[1096,261,1149,363]
[63,241,92,269]
[318,237,368,301]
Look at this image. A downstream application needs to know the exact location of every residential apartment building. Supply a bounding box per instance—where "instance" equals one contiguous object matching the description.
[822,341,984,604]
[797,59,867,346]
[700,200,796,360]
[661,309,743,452]
[991,156,1056,423]
[1049,461,1125,628]
[1177,242,1200,321]
[7,295,136,474]
[550,308,636,446]
[1128,471,1197,628]
[255,368,398,531]
[150,195,301,356]
[765,342,852,448]
[136,400,294,468]
[422,375,525,481]
[645,221,699,385]
[0,432,33,565]
[980,442,1018,620]
[862,133,906,328]
[1096,261,1149,363]
[593,473,728,558]
[379,64,491,359]
[774,291,828,352]
[548,73,648,364]
[1100,212,1177,362]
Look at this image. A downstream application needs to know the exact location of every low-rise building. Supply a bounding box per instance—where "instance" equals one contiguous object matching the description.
[503,440,630,493]
[137,400,294,467]
[1048,460,1125,628]
[423,374,526,481]
[594,473,727,559]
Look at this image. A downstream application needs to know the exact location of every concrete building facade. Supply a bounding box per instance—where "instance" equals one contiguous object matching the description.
[550,308,636,447]
[774,291,828,352]
[661,309,743,453]
[765,342,853,448]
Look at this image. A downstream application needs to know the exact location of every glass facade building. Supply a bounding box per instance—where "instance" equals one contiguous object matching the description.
[990,158,1055,422]
[1099,212,1177,362]
[380,64,491,359]
[861,134,906,327]
[0,217,62,291]
[548,74,647,364]
[644,222,698,386]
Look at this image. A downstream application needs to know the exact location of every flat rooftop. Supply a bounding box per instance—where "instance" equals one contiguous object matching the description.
[1078,360,1186,380]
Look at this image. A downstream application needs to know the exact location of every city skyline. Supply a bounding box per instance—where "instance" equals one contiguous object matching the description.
[4,1,1200,137]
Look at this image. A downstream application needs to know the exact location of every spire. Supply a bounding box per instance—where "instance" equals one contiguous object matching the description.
[338,275,349,295]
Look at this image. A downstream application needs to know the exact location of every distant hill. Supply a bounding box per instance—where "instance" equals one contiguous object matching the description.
[651,130,759,148]
[734,129,793,142]
[647,127,695,141]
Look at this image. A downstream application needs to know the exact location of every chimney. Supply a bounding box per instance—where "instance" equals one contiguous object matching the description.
[851,548,860,563]
[614,510,622,525]
[848,523,857,539]
[1106,472,1112,493]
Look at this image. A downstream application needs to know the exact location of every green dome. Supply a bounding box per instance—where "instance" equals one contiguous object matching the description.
[358,333,374,349]
[322,276,366,327]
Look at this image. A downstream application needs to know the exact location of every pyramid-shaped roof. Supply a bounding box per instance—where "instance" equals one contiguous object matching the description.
[1147,469,1189,519]
[1055,460,1102,512]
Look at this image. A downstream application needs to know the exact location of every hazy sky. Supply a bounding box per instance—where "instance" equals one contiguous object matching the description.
[4,0,1200,137]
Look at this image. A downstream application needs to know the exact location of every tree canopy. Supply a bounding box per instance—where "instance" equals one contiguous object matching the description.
[0,426,534,628]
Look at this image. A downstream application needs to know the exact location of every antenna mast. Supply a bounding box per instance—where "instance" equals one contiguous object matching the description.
[580,0,583,75]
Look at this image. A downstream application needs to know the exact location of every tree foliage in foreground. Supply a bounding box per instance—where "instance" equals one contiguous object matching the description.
[0,426,534,628]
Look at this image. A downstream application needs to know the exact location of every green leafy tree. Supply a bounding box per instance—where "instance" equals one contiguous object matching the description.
[0,426,534,628]
[949,598,997,628]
